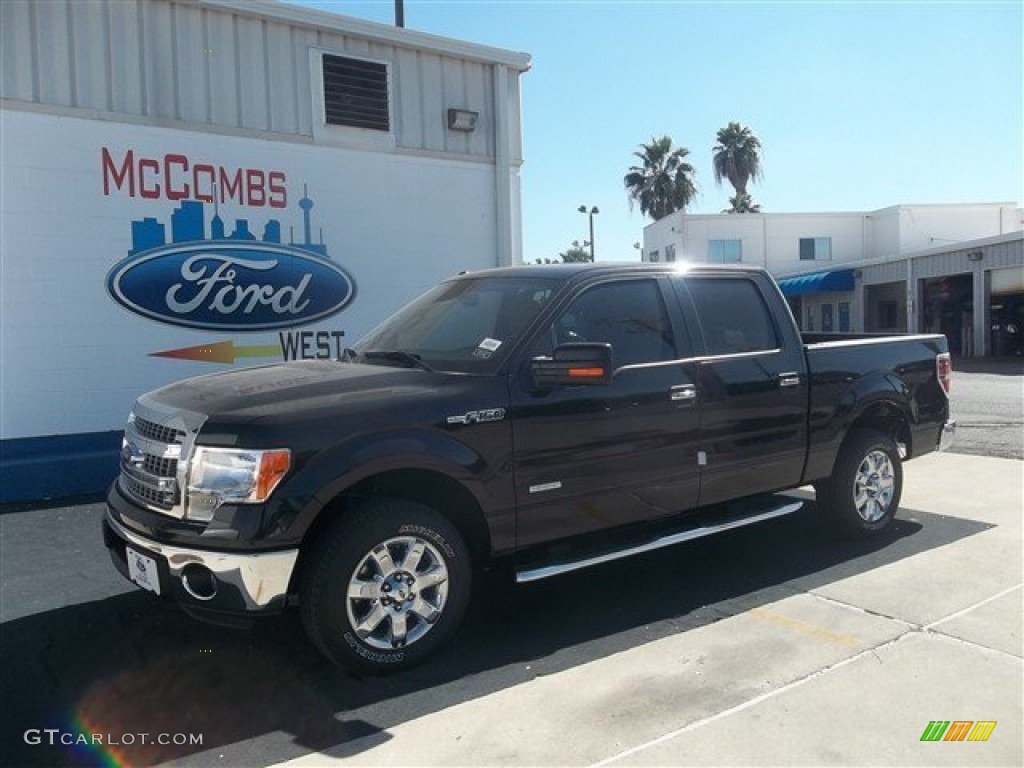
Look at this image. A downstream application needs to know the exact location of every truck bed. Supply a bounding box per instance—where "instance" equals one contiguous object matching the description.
[801,331,950,482]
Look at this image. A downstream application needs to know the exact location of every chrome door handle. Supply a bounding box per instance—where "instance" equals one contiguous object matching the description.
[778,372,801,388]
[670,384,697,402]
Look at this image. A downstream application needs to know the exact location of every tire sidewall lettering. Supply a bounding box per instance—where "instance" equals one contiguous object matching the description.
[343,631,405,664]
[398,523,456,560]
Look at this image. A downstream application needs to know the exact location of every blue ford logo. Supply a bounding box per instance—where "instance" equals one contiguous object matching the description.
[106,242,356,331]
[121,439,145,467]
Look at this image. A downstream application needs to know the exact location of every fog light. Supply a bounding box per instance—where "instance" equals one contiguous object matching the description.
[181,564,218,601]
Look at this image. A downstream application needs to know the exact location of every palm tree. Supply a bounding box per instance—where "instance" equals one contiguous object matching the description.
[723,194,761,214]
[624,136,697,221]
[559,242,592,263]
[712,122,763,200]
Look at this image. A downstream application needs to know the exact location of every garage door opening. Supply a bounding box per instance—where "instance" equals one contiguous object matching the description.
[865,282,906,334]
[921,274,973,357]
[990,267,1024,357]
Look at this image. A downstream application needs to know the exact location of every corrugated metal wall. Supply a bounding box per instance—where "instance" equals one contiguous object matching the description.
[980,237,1023,272]
[858,234,1023,352]
[862,236,1023,285]
[861,261,907,285]
[1,0,517,161]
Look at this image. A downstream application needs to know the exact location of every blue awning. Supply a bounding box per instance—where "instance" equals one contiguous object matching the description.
[777,269,855,297]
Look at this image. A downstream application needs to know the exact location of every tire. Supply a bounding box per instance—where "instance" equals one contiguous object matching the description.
[817,429,903,538]
[300,499,471,674]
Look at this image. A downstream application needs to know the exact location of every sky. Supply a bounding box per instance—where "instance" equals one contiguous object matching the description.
[286,0,1023,263]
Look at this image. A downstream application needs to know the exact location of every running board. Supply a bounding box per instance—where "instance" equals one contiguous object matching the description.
[515,498,804,584]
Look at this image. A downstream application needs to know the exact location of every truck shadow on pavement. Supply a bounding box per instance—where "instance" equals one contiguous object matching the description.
[0,503,991,768]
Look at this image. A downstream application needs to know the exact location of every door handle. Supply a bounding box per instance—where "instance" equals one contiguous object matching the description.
[670,384,697,402]
[778,372,801,388]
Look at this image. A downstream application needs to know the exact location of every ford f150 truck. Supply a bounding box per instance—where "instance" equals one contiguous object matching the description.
[104,263,955,672]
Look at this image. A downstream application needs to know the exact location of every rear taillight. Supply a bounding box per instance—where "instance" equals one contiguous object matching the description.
[936,352,952,397]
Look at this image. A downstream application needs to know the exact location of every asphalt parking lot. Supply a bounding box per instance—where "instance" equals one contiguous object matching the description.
[1,367,1021,767]
[947,358,1023,460]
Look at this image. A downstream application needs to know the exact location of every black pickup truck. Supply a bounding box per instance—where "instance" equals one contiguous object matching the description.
[104,263,955,672]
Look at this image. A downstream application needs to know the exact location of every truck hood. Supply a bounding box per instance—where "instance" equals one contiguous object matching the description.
[144,360,443,421]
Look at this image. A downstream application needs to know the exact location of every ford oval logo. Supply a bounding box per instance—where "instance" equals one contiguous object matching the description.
[105,242,356,331]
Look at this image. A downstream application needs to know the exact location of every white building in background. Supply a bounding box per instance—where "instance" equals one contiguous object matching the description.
[0,0,530,501]
[643,203,1023,359]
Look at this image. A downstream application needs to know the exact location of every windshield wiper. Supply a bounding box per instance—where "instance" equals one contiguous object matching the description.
[361,349,436,373]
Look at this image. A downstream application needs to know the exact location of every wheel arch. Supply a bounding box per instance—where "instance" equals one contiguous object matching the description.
[807,392,915,484]
[846,400,913,459]
[290,467,492,596]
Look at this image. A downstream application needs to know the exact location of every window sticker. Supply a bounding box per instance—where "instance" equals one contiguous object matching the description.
[472,337,502,360]
[479,338,502,352]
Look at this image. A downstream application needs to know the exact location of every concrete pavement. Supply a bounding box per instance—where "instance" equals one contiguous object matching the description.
[274,452,1023,767]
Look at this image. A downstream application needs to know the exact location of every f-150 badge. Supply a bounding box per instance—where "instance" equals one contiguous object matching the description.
[446,408,506,426]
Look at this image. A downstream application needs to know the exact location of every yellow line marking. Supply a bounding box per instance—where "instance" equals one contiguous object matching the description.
[750,607,861,647]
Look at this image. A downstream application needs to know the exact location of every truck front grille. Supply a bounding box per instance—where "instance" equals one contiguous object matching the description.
[134,417,185,445]
[143,455,178,478]
[118,416,187,518]
[121,473,176,511]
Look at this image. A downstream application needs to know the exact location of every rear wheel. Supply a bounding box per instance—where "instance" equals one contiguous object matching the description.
[817,429,903,538]
[300,499,471,674]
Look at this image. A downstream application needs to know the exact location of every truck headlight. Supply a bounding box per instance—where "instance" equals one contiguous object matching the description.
[187,447,291,519]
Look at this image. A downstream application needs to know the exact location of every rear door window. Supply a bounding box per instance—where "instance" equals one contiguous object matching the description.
[685,278,779,355]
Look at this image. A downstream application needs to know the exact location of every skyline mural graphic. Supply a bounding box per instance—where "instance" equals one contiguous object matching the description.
[129,185,329,258]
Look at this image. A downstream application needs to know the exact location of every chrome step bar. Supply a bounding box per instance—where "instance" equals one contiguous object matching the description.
[516,499,804,584]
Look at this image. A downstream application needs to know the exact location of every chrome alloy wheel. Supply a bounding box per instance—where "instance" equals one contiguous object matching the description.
[345,536,450,650]
[853,449,896,523]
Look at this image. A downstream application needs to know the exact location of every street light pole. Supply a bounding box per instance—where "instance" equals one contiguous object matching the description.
[578,205,599,261]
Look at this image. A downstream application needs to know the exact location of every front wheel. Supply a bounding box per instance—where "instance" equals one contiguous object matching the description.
[817,429,903,538]
[300,499,471,674]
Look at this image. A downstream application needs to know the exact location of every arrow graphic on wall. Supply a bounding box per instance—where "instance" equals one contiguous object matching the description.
[149,340,280,364]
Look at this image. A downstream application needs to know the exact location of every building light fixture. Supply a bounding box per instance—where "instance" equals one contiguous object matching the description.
[447,108,478,132]
[967,251,984,262]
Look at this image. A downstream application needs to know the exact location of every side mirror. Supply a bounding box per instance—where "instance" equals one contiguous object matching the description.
[531,342,613,388]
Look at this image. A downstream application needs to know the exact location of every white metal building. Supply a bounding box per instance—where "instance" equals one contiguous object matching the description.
[643,204,1023,358]
[0,0,530,501]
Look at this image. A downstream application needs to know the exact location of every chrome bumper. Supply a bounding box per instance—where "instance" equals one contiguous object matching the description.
[938,420,956,452]
[105,511,298,612]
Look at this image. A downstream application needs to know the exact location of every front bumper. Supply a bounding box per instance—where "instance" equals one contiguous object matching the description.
[103,510,298,616]
[938,420,956,452]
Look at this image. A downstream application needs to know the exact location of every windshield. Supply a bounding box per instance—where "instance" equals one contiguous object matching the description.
[354,276,561,373]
